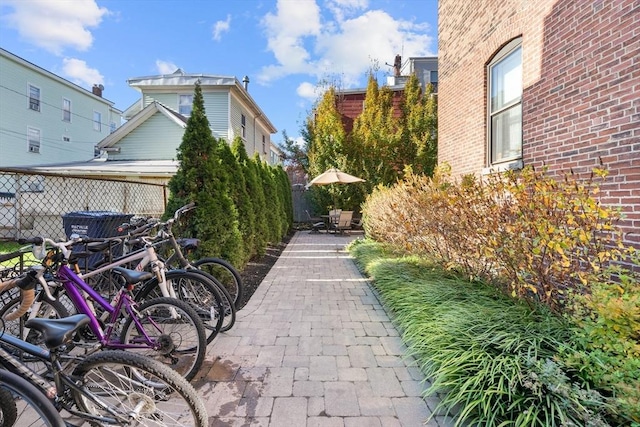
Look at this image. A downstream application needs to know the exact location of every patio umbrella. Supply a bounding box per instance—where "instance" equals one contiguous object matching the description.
[306,168,365,210]
[306,168,365,188]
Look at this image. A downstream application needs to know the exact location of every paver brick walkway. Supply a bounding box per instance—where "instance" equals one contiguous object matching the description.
[194,230,455,427]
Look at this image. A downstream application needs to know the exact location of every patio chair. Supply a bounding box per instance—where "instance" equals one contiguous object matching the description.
[351,214,363,230]
[332,210,353,235]
[305,210,325,233]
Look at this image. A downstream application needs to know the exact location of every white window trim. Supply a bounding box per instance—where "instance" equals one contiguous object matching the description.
[487,37,523,169]
[241,114,246,139]
[93,110,102,132]
[28,83,41,112]
[178,94,193,116]
[27,126,41,153]
[62,98,72,122]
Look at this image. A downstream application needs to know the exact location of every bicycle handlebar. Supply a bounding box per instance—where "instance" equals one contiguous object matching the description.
[17,237,44,245]
[174,202,196,220]
[0,267,46,320]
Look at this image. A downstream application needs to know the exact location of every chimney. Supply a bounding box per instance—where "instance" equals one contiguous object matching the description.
[92,84,104,97]
[242,75,250,91]
[393,55,402,77]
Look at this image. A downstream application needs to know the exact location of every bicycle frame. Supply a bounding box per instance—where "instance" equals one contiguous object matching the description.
[78,240,176,300]
[0,331,130,424]
[55,264,160,350]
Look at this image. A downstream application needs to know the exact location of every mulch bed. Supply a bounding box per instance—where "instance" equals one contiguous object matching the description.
[236,232,293,309]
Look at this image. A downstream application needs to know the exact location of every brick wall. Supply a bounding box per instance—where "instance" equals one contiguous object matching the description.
[336,90,404,134]
[439,0,639,244]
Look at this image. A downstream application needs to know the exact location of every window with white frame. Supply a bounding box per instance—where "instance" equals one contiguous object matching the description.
[27,127,40,153]
[28,84,40,111]
[488,38,522,165]
[93,111,101,131]
[179,94,193,116]
[262,134,266,154]
[110,121,116,134]
[241,114,246,139]
[62,98,71,122]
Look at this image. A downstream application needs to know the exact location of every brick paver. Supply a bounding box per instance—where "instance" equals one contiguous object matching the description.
[195,230,453,426]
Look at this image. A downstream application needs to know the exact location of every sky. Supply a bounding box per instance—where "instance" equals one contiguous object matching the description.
[0,0,438,145]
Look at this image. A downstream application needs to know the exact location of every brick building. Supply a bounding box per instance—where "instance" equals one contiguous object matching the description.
[438,0,639,244]
[336,57,438,133]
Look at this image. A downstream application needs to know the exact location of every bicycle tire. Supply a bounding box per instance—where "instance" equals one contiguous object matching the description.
[0,295,69,372]
[0,369,65,427]
[183,269,236,334]
[0,385,16,427]
[72,349,208,427]
[119,296,206,382]
[134,270,225,344]
[191,257,244,310]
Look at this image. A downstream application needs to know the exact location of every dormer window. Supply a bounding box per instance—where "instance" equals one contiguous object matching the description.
[179,94,193,116]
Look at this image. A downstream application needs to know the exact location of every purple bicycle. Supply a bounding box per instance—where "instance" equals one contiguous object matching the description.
[0,236,206,382]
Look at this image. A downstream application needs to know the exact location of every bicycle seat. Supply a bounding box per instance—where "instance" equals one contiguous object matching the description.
[25,314,90,349]
[112,267,153,284]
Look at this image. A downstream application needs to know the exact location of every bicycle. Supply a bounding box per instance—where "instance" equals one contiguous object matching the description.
[72,227,227,343]
[118,204,238,332]
[149,203,244,311]
[0,369,66,427]
[1,237,207,382]
[0,314,208,426]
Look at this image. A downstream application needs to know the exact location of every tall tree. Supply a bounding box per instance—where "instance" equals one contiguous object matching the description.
[399,73,438,177]
[350,73,398,190]
[218,138,254,265]
[165,81,243,266]
[305,86,351,210]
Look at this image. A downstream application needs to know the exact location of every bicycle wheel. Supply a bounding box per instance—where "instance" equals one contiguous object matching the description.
[135,270,226,344]
[187,269,236,334]
[72,350,208,427]
[119,297,206,382]
[0,386,16,427]
[191,257,244,310]
[0,369,65,427]
[0,296,69,373]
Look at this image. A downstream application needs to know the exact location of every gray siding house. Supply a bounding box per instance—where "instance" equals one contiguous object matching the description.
[0,48,122,167]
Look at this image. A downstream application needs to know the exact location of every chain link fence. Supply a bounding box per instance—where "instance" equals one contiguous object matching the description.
[0,168,167,241]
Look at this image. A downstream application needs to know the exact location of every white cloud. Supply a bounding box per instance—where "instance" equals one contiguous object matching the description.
[62,58,103,87]
[156,60,179,75]
[296,81,322,101]
[258,1,434,89]
[325,0,369,22]
[258,0,322,83]
[213,14,231,41]
[315,10,433,86]
[2,0,108,55]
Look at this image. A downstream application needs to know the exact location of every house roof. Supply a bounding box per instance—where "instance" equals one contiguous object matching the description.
[0,48,121,112]
[97,101,186,150]
[25,158,178,177]
[124,69,277,133]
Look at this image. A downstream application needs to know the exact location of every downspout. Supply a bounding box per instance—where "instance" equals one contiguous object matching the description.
[253,112,263,160]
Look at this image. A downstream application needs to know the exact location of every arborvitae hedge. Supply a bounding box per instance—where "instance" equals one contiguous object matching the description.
[165,82,291,268]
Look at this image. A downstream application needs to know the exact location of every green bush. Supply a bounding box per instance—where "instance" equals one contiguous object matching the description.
[562,251,640,424]
[349,240,612,426]
[362,165,631,313]
[358,163,640,424]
